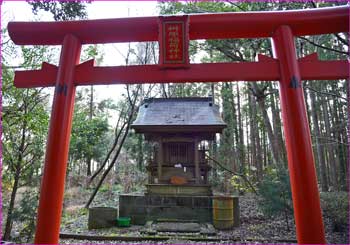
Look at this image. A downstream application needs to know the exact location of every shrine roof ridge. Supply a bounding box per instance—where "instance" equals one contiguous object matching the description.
[142,96,214,104]
[131,97,226,131]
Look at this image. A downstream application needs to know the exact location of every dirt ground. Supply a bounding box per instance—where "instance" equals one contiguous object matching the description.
[57,189,349,244]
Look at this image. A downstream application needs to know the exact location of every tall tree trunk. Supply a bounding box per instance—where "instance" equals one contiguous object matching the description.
[3,113,28,241]
[334,96,347,191]
[221,83,236,171]
[249,94,258,177]
[250,94,263,180]
[330,82,346,191]
[137,134,143,171]
[3,170,20,241]
[87,85,94,176]
[262,128,267,168]
[319,102,332,188]
[251,83,281,166]
[236,83,245,172]
[87,159,92,176]
[229,83,240,171]
[246,90,251,175]
[330,103,342,191]
[309,85,328,191]
[210,82,218,179]
[256,124,263,181]
[321,97,339,190]
[269,83,286,164]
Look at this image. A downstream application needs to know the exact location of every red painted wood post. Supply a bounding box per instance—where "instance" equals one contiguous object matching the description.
[272,25,326,244]
[34,34,81,244]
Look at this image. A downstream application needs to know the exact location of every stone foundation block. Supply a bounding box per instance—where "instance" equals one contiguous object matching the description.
[88,206,118,229]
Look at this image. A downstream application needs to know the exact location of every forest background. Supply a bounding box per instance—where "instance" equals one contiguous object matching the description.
[1,1,349,243]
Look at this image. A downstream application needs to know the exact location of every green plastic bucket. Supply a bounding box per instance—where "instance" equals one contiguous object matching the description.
[117,217,131,227]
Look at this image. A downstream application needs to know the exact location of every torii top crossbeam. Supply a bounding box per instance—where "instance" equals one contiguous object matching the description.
[8,6,349,44]
[8,5,349,245]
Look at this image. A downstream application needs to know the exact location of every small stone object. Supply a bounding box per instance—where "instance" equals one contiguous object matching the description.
[170,176,187,185]
[145,221,153,227]
[200,223,217,236]
[146,229,157,235]
[155,222,201,232]
[88,206,118,229]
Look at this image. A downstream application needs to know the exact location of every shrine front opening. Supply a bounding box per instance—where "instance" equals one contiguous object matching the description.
[8,5,349,244]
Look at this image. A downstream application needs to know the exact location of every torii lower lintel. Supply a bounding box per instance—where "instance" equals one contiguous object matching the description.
[13,54,349,88]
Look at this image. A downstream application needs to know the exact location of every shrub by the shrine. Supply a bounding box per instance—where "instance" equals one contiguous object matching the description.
[257,167,293,231]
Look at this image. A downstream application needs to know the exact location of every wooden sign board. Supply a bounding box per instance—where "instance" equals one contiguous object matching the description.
[158,15,189,68]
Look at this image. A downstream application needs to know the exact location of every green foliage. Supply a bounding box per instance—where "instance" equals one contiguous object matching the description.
[78,208,88,216]
[159,1,240,15]
[230,166,258,194]
[69,109,109,165]
[61,206,88,226]
[28,0,90,21]
[320,192,349,232]
[257,167,293,217]
[2,44,51,242]
[123,127,153,172]
[99,183,111,193]
[12,189,39,243]
[220,83,235,159]
[81,45,104,65]
[2,47,50,185]
[231,175,246,194]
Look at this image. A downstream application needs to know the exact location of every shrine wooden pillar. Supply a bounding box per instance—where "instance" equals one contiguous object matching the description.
[194,137,200,184]
[157,138,163,182]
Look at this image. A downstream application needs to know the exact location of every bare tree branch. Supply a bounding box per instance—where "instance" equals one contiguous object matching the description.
[206,153,258,195]
[85,86,141,208]
[227,1,246,11]
[304,85,347,101]
[334,33,349,47]
[88,121,127,184]
[298,36,348,55]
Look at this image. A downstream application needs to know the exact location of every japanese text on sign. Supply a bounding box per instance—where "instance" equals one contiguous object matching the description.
[164,22,184,63]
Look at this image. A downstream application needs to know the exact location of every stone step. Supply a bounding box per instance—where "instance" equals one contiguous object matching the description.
[154,222,201,233]
[141,222,217,236]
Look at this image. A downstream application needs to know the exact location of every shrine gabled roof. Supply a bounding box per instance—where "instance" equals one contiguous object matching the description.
[131,97,226,133]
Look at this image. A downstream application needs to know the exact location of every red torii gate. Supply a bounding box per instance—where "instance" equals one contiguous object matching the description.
[8,6,349,244]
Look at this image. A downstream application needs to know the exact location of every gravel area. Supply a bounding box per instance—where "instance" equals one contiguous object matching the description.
[58,193,349,244]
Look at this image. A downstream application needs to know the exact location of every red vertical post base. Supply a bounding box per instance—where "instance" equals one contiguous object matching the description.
[272,26,326,244]
[34,35,81,244]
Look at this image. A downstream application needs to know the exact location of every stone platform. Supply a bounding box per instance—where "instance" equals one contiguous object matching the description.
[146,184,212,196]
[119,193,213,225]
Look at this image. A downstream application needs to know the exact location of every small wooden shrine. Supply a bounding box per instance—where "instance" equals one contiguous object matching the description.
[131,97,226,195]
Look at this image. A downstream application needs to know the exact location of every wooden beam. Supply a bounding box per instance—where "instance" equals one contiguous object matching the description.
[13,58,349,88]
[8,6,349,45]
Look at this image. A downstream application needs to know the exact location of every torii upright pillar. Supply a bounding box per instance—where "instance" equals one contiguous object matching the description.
[272,26,326,244]
[34,35,81,244]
